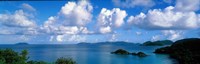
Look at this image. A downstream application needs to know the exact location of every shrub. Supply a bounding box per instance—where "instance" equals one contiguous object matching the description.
[55,57,76,64]
[0,49,76,64]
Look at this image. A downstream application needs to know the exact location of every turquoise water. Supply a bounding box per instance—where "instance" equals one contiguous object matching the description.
[0,44,177,64]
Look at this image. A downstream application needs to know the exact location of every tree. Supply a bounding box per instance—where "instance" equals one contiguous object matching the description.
[21,49,29,63]
[0,49,27,64]
[55,57,76,64]
[0,49,76,64]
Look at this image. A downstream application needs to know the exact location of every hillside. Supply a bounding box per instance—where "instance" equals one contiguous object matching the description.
[142,40,173,46]
[154,38,200,64]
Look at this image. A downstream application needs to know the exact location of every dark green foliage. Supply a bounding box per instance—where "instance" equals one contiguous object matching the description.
[131,52,147,57]
[142,40,173,46]
[0,49,76,64]
[0,49,27,64]
[55,57,76,64]
[154,38,200,64]
[111,49,147,57]
[21,49,29,61]
[154,46,171,54]
[136,52,147,57]
[111,49,130,55]
[27,60,48,64]
[143,41,163,46]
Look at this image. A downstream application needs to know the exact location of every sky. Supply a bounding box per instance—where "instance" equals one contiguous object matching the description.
[0,0,200,44]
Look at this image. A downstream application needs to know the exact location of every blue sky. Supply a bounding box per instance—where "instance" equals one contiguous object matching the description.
[0,0,200,44]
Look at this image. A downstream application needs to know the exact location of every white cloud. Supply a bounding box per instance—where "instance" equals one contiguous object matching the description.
[56,35,64,42]
[99,26,112,34]
[43,1,93,35]
[55,35,86,43]
[98,8,127,28]
[0,28,15,35]
[42,25,91,35]
[127,6,200,30]
[68,35,86,43]
[0,9,38,35]
[112,0,155,8]
[175,0,200,12]
[0,3,37,35]
[21,3,36,12]
[0,10,36,28]
[79,27,93,34]
[97,8,127,34]
[162,30,183,40]
[110,34,117,41]
[151,35,160,41]
[59,1,92,26]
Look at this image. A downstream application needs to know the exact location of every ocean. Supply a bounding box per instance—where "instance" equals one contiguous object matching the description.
[0,44,177,64]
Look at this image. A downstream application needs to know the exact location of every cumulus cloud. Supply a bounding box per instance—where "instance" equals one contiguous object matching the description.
[0,9,37,35]
[2,0,199,43]
[56,35,64,42]
[48,35,86,43]
[59,1,93,26]
[127,0,200,42]
[99,26,112,34]
[43,1,93,35]
[0,10,36,28]
[127,6,200,30]
[162,30,183,40]
[97,8,127,34]
[150,30,183,41]
[127,0,200,30]
[175,0,200,12]
[54,35,86,43]
[112,0,155,8]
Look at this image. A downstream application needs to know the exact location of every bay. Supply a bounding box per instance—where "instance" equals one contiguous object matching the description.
[0,44,177,64]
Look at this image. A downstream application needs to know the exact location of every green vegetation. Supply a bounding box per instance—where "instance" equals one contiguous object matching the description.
[0,49,76,64]
[111,49,130,55]
[154,38,200,64]
[131,52,147,57]
[142,40,173,46]
[0,49,28,64]
[27,60,48,64]
[111,49,147,57]
[55,57,76,64]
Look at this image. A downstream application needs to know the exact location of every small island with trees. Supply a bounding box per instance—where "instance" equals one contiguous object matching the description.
[111,49,147,57]
[15,42,29,45]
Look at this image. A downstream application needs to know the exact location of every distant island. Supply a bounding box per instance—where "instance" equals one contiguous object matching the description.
[154,38,200,64]
[111,49,147,57]
[78,40,173,46]
[15,42,29,45]
[141,40,173,46]
[77,41,140,46]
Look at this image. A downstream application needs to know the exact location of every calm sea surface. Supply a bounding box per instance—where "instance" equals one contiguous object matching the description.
[0,44,177,64]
